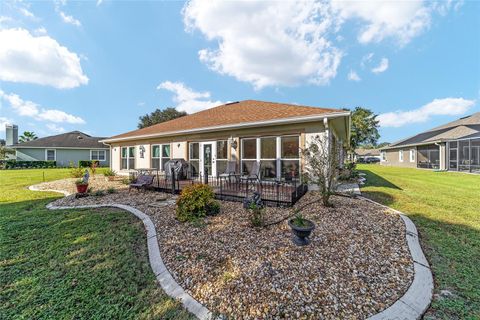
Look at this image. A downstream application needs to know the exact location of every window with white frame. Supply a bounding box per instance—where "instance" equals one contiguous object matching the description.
[216,140,228,174]
[151,144,171,171]
[399,150,404,162]
[188,142,200,176]
[410,149,415,162]
[241,135,300,180]
[121,146,135,170]
[381,151,386,161]
[91,150,106,161]
[46,149,56,161]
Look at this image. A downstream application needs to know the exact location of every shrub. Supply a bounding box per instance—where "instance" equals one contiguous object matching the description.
[75,179,88,186]
[93,190,105,197]
[1,160,56,169]
[104,169,116,177]
[90,161,98,175]
[107,187,117,194]
[121,177,132,185]
[176,184,220,222]
[70,167,84,178]
[79,160,99,168]
[247,202,264,228]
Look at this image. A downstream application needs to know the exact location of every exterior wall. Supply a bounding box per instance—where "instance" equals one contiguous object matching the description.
[14,148,110,167]
[108,121,329,174]
[381,147,418,168]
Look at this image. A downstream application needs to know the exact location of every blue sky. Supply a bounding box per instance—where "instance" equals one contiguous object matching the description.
[0,0,479,143]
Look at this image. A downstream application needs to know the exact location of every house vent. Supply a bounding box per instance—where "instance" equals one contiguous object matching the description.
[225,101,239,105]
[77,136,84,140]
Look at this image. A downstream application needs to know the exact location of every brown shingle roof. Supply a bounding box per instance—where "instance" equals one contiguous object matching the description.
[13,131,107,149]
[107,100,344,141]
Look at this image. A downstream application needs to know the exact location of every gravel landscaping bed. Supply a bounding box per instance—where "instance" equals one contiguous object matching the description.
[32,175,128,195]
[48,188,414,319]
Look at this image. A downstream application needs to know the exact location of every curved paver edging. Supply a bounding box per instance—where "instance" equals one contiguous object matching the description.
[28,185,212,320]
[29,184,432,319]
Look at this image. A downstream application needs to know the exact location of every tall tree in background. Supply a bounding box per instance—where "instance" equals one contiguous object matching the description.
[349,107,380,151]
[138,107,187,129]
[19,131,38,143]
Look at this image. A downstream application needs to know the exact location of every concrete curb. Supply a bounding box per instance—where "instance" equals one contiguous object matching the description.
[359,196,434,320]
[28,185,212,320]
[29,184,431,319]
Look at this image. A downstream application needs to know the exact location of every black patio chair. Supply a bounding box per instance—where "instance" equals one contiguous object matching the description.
[129,174,154,192]
[241,161,261,183]
[217,161,239,183]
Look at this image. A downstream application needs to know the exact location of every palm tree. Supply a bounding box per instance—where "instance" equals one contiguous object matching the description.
[19,131,38,143]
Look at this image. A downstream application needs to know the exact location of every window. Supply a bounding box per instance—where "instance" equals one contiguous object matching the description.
[152,144,171,171]
[46,149,56,161]
[409,149,415,162]
[399,150,403,162]
[216,140,228,175]
[240,135,300,180]
[121,146,135,170]
[260,137,276,179]
[91,150,106,161]
[189,142,200,177]
[381,151,386,161]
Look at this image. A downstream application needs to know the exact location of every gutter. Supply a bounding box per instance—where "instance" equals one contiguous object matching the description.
[380,140,445,150]
[100,111,351,144]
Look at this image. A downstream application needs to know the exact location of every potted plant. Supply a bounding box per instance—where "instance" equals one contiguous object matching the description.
[288,211,315,246]
[75,179,89,193]
[103,168,116,181]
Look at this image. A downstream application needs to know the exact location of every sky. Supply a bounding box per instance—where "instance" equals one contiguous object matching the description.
[0,0,479,144]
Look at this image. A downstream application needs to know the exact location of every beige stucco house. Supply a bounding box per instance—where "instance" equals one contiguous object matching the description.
[380,112,480,173]
[101,100,351,180]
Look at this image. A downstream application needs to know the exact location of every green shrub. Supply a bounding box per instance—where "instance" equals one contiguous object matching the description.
[79,160,99,168]
[2,160,56,169]
[247,202,264,228]
[70,167,85,178]
[121,177,132,185]
[176,184,220,222]
[104,169,116,177]
[107,187,116,194]
[93,190,105,197]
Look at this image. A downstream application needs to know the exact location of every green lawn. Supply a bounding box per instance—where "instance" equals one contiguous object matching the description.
[358,164,480,320]
[0,169,192,319]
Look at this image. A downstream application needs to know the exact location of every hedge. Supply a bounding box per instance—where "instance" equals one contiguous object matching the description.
[78,160,100,168]
[0,160,57,169]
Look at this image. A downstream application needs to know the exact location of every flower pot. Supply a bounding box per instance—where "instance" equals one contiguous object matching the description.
[76,183,88,194]
[288,218,315,246]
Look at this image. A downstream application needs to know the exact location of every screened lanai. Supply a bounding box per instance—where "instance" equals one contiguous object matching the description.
[447,138,480,173]
[417,144,440,169]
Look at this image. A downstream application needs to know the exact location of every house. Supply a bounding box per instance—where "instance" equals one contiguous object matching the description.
[7,125,110,167]
[354,148,381,162]
[101,100,351,180]
[380,112,480,173]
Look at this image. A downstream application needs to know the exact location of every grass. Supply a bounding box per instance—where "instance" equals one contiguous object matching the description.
[0,169,192,319]
[357,164,480,320]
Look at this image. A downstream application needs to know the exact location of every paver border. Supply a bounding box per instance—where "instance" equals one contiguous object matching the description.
[29,184,433,319]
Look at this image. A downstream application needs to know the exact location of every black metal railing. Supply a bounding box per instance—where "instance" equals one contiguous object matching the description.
[130,167,308,207]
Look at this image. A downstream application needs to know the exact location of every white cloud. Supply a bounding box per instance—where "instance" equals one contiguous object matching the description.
[157,81,223,113]
[46,123,66,134]
[96,0,103,6]
[0,28,88,89]
[34,27,47,35]
[332,0,432,45]
[348,70,361,81]
[183,1,342,89]
[0,117,13,132]
[378,98,476,128]
[59,11,81,27]
[0,90,85,124]
[19,7,35,18]
[371,58,389,74]
[361,52,374,68]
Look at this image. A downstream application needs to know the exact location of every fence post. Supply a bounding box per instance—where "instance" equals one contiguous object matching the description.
[170,167,175,194]
[204,168,209,185]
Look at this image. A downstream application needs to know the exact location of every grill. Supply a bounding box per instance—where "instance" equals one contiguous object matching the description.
[164,158,190,179]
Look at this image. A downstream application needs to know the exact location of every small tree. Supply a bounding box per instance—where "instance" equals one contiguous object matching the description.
[302,134,340,207]
[138,107,187,129]
[350,107,380,151]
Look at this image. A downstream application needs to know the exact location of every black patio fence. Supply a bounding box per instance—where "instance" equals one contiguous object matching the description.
[131,167,308,207]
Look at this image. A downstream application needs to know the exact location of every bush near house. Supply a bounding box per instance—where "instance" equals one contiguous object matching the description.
[79,160,100,168]
[0,160,57,169]
[176,184,220,222]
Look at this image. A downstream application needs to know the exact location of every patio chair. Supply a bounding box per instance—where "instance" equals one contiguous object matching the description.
[217,161,239,183]
[129,174,154,192]
[241,161,261,183]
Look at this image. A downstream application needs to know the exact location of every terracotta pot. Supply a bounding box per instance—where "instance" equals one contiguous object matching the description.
[288,218,315,246]
[76,183,88,193]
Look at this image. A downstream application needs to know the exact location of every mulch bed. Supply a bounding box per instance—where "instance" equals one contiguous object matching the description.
[47,185,413,319]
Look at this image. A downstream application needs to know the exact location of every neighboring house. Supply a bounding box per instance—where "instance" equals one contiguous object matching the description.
[354,148,381,162]
[380,112,480,173]
[102,100,350,179]
[7,126,110,167]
